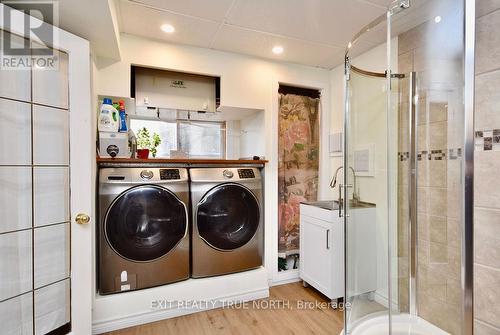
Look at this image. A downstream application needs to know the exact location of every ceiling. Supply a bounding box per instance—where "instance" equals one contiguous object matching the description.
[117,0,394,69]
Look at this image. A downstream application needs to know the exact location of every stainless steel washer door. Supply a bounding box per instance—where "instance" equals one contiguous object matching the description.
[105,185,187,262]
[197,183,260,251]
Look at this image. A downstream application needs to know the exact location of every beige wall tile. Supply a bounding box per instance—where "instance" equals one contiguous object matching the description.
[417,187,428,213]
[428,121,448,149]
[429,102,448,123]
[476,10,500,74]
[475,69,500,130]
[446,279,462,306]
[398,51,413,73]
[417,291,448,331]
[428,160,447,188]
[447,217,461,249]
[475,320,500,335]
[417,159,429,186]
[429,187,447,217]
[418,213,429,241]
[476,0,500,18]
[475,208,500,269]
[430,241,447,263]
[475,151,500,208]
[474,264,500,329]
[429,215,447,244]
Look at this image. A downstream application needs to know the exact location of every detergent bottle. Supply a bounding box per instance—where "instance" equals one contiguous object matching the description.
[98,98,119,132]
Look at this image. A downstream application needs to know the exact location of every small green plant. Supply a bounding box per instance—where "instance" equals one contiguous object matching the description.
[136,127,162,157]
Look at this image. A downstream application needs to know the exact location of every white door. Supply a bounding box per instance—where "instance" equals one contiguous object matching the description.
[0,4,92,334]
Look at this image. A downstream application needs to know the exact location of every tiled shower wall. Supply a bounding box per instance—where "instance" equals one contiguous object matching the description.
[0,31,71,334]
[473,2,500,334]
[397,8,464,334]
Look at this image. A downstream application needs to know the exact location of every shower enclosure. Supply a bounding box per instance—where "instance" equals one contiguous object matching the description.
[342,0,474,334]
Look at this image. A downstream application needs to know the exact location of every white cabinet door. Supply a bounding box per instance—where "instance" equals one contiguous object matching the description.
[300,216,332,296]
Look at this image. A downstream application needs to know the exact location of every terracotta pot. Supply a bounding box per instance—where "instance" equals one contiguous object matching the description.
[137,149,150,159]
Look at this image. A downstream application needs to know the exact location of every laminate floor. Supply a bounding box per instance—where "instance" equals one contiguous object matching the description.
[104,282,344,335]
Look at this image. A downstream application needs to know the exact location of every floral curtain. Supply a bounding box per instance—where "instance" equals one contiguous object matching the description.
[278,93,320,256]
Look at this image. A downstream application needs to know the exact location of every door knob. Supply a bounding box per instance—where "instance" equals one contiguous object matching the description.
[75,213,90,225]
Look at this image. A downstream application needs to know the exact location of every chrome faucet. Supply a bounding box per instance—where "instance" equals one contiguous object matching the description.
[330,166,360,203]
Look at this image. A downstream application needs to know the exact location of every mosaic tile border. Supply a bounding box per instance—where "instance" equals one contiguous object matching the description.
[475,130,500,151]
[398,148,462,161]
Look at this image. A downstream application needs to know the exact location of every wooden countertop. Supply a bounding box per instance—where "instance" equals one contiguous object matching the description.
[97,157,268,165]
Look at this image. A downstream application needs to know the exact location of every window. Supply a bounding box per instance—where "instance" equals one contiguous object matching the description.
[130,118,225,159]
[130,119,177,158]
[179,121,225,158]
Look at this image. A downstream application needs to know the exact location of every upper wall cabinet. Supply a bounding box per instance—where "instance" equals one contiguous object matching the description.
[132,66,220,113]
[0,32,31,102]
[32,48,69,109]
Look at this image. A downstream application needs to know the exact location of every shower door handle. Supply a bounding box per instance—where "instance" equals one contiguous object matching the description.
[338,184,352,218]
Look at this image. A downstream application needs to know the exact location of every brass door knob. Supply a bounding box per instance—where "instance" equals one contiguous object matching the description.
[75,213,91,225]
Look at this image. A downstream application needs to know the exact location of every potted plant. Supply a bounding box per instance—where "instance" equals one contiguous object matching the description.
[136,127,161,159]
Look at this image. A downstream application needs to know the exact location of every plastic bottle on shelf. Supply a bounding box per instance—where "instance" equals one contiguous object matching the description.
[118,100,128,132]
[98,98,119,132]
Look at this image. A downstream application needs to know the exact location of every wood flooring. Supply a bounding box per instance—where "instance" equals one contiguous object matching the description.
[104,282,344,335]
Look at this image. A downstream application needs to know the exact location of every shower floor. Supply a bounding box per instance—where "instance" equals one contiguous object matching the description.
[345,313,450,335]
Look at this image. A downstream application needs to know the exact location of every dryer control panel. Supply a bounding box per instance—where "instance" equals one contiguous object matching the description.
[237,169,255,179]
[160,169,181,180]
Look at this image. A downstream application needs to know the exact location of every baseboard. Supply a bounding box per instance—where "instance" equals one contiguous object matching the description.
[374,291,388,308]
[271,269,300,286]
[92,287,269,334]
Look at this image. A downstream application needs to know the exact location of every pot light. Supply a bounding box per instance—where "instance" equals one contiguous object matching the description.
[161,24,175,33]
[272,45,284,54]
[348,42,352,49]
[434,15,442,23]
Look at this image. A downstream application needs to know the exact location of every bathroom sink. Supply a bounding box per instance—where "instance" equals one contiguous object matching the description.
[301,199,375,210]
[301,200,340,210]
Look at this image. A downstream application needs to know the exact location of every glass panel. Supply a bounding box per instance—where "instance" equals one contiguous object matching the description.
[344,68,391,334]
[389,0,465,334]
[343,1,467,334]
[0,33,72,334]
[197,184,260,250]
[178,121,225,159]
[105,185,187,262]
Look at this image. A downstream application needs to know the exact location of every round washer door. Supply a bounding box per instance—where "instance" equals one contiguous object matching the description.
[197,183,260,251]
[105,185,187,262]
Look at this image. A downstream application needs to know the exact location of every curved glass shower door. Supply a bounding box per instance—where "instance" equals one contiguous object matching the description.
[344,65,392,333]
[343,0,471,334]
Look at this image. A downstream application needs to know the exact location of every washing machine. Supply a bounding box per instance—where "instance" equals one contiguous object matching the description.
[98,167,190,295]
[190,167,263,278]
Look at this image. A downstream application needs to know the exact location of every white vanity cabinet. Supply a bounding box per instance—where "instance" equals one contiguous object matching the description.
[299,203,344,301]
[300,201,377,302]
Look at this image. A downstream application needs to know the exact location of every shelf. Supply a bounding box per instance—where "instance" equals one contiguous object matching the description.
[96,157,268,165]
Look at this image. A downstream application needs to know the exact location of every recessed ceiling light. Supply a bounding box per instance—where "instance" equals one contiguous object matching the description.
[161,24,175,33]
[434,15,442,23]
[348,42,352,49]
[272,46,284,54]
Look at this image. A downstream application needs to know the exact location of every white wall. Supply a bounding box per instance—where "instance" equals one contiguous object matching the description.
[94,33,332,325]
[329,39,398,305]
[240,111,265,159]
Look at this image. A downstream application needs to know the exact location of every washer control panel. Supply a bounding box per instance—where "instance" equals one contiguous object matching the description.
[238,169,255,179]
[160,169,181,180]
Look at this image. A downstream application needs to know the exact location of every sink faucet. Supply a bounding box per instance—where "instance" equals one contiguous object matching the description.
[330,166,360,203]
